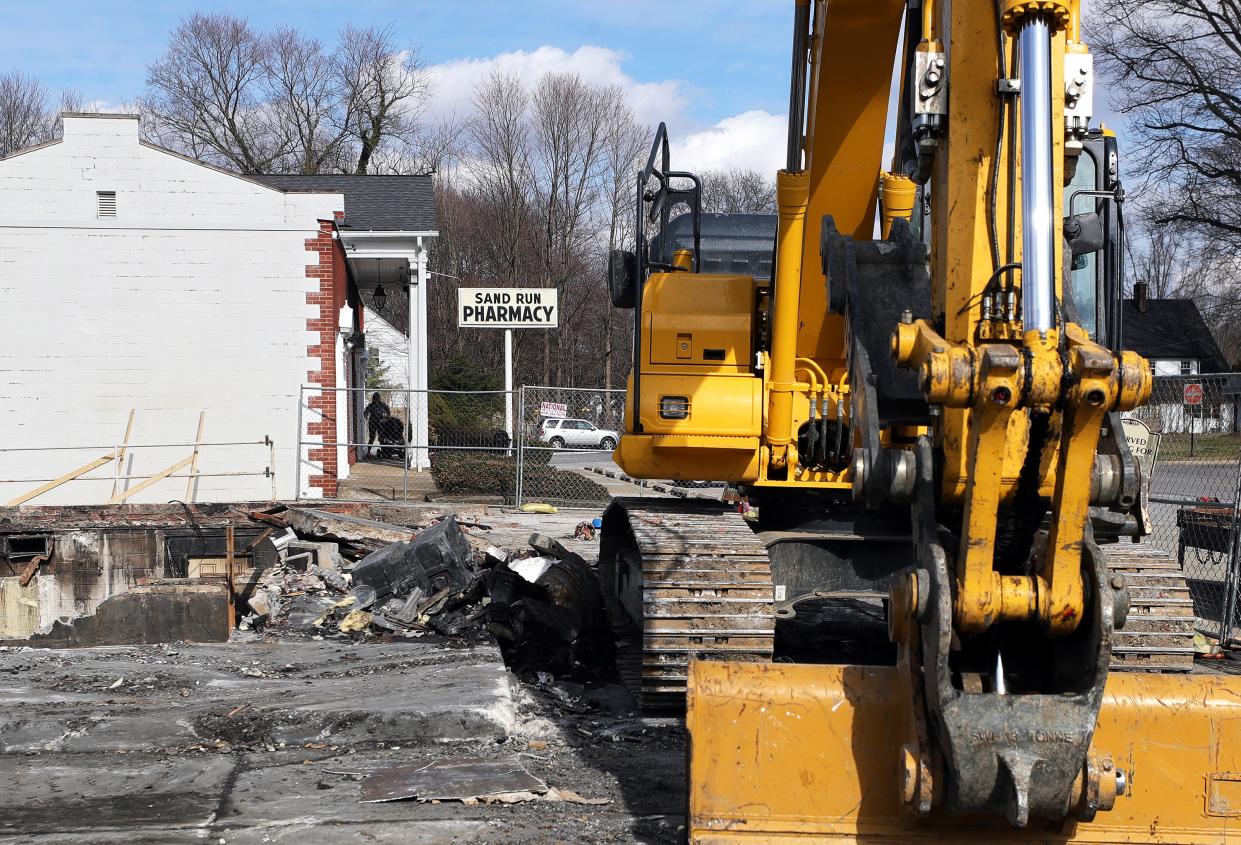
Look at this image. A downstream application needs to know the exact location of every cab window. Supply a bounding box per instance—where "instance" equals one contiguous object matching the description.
[1065,150,1099,337]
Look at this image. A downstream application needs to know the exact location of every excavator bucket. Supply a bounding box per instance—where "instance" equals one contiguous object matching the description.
[688,660,1241,843]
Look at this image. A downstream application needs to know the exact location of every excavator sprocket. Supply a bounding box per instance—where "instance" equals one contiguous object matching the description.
[600,498,775,710]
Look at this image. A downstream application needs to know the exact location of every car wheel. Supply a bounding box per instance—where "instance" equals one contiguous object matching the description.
[600,437,617,450]
[550,437,565,449]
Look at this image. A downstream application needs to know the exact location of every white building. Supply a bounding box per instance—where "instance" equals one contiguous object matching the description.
[0,114,361,504]
[1122,295,1237,434]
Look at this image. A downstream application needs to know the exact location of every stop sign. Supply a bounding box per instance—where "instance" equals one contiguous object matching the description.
[1184,383,1204,406]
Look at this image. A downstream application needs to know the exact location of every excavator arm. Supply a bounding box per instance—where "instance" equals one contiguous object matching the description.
[681,0,1241,839]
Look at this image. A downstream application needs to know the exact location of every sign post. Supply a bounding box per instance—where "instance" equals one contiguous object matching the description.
[1184,382,1204,457]
[457,288,559,446]
[504,328,513,448]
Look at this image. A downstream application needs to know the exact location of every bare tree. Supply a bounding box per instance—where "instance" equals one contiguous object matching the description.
[143,15,438,176]
[1168,241,1241,368]
[600,105,646,390]
[144,13,289,173]
[699,167,776,214]
[469,72,534,285]
[0,71,52,157]
[530,73,622,384]
[1088,1,1241,249]
[266,27,348,174]
[365,112,462,175]
[429,71,646,389]
[1126,219,1190,298]
[336,25,430,174]
[0,73,91,158]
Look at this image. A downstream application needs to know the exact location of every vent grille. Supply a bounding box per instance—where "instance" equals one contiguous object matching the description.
[96,191,117,218]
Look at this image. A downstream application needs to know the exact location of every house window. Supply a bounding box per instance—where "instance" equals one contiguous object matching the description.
[96,191,117,218]
[1179,360,1197,376]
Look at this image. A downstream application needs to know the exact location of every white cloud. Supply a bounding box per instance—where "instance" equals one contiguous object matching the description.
[423,45,796,176]
[670,110,788,175]
[425,45,688,129]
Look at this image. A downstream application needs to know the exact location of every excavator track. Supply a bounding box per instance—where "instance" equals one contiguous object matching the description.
[1105,545,1198,672]
[600,498,774,711]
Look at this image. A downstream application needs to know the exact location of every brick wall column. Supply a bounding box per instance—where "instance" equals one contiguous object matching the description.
[304,220,339,497]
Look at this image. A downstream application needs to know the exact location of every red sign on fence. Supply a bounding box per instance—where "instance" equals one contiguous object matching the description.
[1183,383,1204,406]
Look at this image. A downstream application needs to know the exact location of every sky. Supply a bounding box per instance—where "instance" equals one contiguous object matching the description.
[2,0,798,174]
[2,1,1126,176]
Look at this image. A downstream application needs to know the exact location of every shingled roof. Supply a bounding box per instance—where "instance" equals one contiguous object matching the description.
[1122,298,1230,372]
[253,174,436,232]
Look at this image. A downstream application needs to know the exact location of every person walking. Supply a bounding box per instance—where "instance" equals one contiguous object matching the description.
[363,392,390,458]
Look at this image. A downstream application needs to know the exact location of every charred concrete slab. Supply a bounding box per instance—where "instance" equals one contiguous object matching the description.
[0,639,514,754]
[0,753,234,841]
[284,508,416,548]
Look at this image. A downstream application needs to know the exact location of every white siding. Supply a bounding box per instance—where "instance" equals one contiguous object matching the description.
[0,115,345,504]
[363,306,410,392]
[1152,358,1198,376]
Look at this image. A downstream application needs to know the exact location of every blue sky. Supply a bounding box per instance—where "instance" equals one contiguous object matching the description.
[3,1,1125,176]
[3,1,791,135]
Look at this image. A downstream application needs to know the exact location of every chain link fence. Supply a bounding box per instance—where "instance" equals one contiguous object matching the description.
[295,384,626,508]
[297,385,514,503]
[1126,374,1241,643]
[302,375,1241,643]
[515,385,626,509]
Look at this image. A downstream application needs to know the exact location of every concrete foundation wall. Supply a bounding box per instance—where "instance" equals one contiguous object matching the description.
[0,527,158,638]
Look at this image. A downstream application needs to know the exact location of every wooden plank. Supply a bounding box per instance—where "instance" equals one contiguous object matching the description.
[18,554,47,588]
[186,411,206,502]
[4,453,116,507]
[111,410,136,500]
[226,524,236,630]
[107,455,194,504]
[240,527,275,555]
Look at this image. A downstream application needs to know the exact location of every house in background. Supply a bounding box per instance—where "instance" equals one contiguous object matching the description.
[253,175,437,469]
[1122,289,1236,434]
[0,113,362,503]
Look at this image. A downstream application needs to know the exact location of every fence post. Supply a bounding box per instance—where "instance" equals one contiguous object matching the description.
[515,385,525,508]
[294,387,304,501]
[1220,456,1241,647]
[402,387,410,503]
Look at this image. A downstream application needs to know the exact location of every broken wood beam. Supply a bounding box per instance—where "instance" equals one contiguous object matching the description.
[18,554,48,587]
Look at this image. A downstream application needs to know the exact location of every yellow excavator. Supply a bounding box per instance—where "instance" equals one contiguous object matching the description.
[600,0,1241,840]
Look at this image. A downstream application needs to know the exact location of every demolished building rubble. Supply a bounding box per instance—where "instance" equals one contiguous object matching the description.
[227,507,616,685]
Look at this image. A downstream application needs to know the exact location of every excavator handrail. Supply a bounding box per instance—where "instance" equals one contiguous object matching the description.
[630,122,703,435]
[635,122,702,272]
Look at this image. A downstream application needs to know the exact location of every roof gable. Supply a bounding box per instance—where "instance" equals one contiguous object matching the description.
[0,114,343,228]
[1122,298,1230,372]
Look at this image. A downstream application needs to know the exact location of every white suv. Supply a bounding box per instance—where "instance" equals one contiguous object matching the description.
[540,418,619,450]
